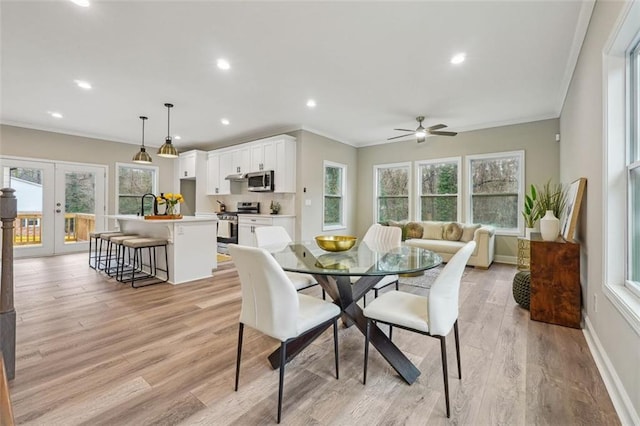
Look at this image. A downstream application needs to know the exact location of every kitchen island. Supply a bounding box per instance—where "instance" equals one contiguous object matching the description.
[108,215,217,284]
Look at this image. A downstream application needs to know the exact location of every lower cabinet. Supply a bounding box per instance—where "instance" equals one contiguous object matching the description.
[237,216,295,247]
[530,233,581,328]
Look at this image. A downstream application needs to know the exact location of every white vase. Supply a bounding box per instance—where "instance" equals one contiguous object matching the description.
[540,210,560,241]
[525,227,535,240]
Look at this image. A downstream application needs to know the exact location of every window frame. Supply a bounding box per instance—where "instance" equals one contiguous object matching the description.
[465,150,525,236]
[115,162,158,215]
[373,162,411,223]
[322,160,347,231]
[414,157,462,222]
[603,0,640,335]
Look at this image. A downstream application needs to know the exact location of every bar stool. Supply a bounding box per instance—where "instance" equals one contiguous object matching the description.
[122,237,169,288]
[101,233,138,275]
[107,235,141,279]
[89,231,126,270]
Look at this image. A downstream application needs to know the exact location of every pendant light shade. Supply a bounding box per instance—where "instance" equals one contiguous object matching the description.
[158,102,178,158]
[132,116,152,164]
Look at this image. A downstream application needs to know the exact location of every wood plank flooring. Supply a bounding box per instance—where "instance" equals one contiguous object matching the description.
[7,253,619,425]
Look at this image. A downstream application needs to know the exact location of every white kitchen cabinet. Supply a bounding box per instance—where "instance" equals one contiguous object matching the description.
[217,150,234,194]
[206,152,220,195]
[231,146,250,176]
[237,215,295,247]
[249,140,276,172]
[179,150,205,179]
[273,137,296,193]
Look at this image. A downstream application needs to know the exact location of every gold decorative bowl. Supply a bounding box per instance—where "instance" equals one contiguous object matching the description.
[315,235,357,252]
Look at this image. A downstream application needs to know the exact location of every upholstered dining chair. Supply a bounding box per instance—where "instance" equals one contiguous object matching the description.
[355,223,402,305]
[255,226,325,299]
[229,244,341,424]
[362,241,476,418]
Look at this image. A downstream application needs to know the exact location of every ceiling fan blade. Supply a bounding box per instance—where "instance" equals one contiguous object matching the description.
[427,123,447,131]
[429,130,458,136]
[387,133,414,140]
[393,128,415,132]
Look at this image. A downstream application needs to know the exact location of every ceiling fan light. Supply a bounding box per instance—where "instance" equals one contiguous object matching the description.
[417,135,426,143]
[416,130,426,138]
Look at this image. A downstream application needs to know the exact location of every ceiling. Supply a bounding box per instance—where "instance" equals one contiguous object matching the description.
[0,1,594,150]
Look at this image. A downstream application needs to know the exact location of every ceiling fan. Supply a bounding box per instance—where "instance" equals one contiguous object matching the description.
[388,116,458,143]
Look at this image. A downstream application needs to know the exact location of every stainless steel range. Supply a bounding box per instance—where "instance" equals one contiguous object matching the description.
[217,202,259,253]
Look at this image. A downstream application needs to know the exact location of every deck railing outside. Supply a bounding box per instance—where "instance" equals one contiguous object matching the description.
[13,213,95,245]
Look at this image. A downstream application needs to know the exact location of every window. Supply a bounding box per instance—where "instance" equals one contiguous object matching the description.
[116,163,158,215]
[323,161,346,230]
[374,162,410,223]
[466,151,524,234]
[628,40,640,293]
[416,158,461,222]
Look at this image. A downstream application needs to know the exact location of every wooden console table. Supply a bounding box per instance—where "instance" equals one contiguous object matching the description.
[529,233,581,328]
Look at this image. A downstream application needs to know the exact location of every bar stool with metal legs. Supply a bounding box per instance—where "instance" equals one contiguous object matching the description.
[107,234,142,279]
[101,233,138,276]
[89,231,127,270]
[121,237,169,288]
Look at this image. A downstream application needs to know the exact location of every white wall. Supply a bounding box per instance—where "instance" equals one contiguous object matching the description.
[560,0,640,423]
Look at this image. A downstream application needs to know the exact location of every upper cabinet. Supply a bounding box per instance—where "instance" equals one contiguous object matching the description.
[206,134,297,194]
[178,150,206,180]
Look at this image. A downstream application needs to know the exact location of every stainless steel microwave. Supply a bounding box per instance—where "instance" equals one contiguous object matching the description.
[246,170,274,192]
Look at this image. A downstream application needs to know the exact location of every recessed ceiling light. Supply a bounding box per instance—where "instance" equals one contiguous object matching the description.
[217,59,230,70]
[74,79,92,90]
[70,0,90,7]
[451,53,466,65]
[221,118,230,125]
[306,99,316,108]
[174,135,182,140]
[48,111,63,119]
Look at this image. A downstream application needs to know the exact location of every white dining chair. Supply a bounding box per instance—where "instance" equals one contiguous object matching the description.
[229,244,341,424]
[362,241,476,418]
[255,226,325,299]
[354,224,402,305]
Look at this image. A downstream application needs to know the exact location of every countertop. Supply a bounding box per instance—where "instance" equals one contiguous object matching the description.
[236,214,296,218]
[108,214,218,223]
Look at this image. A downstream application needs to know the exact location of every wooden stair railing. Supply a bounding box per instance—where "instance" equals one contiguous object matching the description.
[0,355,14,426]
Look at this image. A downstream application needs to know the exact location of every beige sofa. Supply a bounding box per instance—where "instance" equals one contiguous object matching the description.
[401,221,495,268]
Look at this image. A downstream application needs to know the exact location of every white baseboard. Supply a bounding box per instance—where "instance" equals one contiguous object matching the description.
[583,316,640,426]
[494,255,517,265]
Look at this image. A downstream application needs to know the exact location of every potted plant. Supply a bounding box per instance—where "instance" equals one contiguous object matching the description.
[522,184,539,239]
[534,180,566,241]
[270,200,281,215]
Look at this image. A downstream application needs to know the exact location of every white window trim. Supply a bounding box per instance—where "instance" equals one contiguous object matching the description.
[414,157,462,222]
[115,162,159,215]
[603,0,640,335]
[322,160,346,231]
[465,150,525,236]
[373,161,412,223]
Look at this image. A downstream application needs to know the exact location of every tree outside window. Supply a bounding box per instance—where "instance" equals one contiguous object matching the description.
[467,151,524,234]
[375,163,410,223]
[323,161,346,230]
[417,158,460,222]
[116,163,158,215]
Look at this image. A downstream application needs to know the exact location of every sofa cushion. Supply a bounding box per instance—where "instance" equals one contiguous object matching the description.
[444,222,463,241]
[460,224,481,242]
[422,221,444,240]
[405,222,424,239]
[405,238,466,254]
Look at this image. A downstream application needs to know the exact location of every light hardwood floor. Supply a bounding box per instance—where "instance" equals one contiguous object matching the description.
[8,253,619,425]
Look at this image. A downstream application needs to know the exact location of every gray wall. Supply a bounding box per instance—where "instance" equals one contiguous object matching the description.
[356,119,560,260]
[0,124,177,216]
[560,0,639,420]
[293,130,359,241]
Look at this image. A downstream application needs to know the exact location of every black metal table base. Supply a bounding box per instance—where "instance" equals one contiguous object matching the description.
[267,274,420,385]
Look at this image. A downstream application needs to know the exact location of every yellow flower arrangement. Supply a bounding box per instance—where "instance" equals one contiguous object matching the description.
[157,193,184,215]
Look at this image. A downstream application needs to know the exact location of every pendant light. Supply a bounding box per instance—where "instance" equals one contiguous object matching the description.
[158,102,178,158]
[132,116,152,164]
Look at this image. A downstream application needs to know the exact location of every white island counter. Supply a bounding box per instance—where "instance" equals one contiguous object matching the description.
[108,215,217,284]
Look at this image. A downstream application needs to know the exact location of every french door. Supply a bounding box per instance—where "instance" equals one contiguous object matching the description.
[0,158,106,258]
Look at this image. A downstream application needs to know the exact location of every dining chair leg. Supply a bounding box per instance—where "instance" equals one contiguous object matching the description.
[333,318,339,380]
[389,325,393,342]
[277,340,287,424]
[454,320,461,379]
[363,319,370,385]
[322,288,326,300]
[439,336,451,418]
[395,280,399,291]
[234,323,244,391]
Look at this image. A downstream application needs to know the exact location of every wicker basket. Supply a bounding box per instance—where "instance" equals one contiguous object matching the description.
[512,271,531,310]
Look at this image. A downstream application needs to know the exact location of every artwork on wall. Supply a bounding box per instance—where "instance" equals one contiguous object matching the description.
[561,177,586,241]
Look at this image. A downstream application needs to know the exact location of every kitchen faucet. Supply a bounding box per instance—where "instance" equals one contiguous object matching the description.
[140,193,158,216]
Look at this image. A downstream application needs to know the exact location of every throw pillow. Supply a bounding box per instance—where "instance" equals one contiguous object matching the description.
[422,221,444,240]
[405,222,424,239]
[388,220,408,241]
[444,222,463,241]
[460,224,481,242]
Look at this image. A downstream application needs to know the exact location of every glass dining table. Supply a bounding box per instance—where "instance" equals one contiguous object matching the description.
[265,240,442,385]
